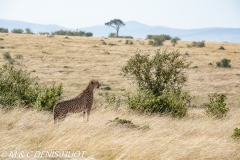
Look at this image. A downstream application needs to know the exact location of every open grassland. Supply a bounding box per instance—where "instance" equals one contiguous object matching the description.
[0,33,240,159]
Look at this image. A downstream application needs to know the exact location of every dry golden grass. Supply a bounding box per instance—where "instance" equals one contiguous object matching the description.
[0,33,240,159]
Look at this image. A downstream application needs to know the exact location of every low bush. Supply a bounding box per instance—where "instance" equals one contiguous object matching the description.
[108,117,150,130]
[148,36,165,46]
[219,46,225,50]
[216,58,231,68]
[232,128,240,139]
[147,34,171,40]
[171,37,180,46]
[0,28,8,33]
[203,93,229,118]
[0,53,63,110]
[187,41,205,48]
[11,29,24,34]
[35,84,63,111]
[125,89,191,117]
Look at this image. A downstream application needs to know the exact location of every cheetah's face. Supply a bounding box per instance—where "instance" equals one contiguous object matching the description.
[91,80,101,89]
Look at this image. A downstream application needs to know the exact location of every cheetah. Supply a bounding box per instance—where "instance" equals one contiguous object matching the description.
[53,80,101,123]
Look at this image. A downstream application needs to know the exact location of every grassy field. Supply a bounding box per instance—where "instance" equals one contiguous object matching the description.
[0,33,240,159]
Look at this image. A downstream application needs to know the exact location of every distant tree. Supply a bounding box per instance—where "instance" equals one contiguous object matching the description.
[85,32,93,37]
[11,29,24,34]
[171,37,181,46]
[25,28,33,34]
[105,19,125,37]
[39,32,50,35]
[147,34,171,40]
[0,28,8,33]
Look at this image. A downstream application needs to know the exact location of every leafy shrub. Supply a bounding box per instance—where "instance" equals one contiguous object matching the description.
[108,117,150,130]
[0,55,63,110]
[187,41,205,48]
[122,49,191,117]
[122,49,190,96]
[25,28,33,34]
[117,36,133,39]
[148,36,165,46]
[108,43,117,46]
[39,32,50,35]
[216,58,231,68]
[232,128,240,139]
[125,89,191,117]
[109,32,116,37]
[11,29,24,34]
[102,41,107,45]
[147,34,171,40]
[109,117,138,128]
[203,93,229,118]
[219,46,225,50]
[35,84,63,111]
[171,37,180,46]
[53,30,92,37]
[85,32,93,37]
[0,28,8,33]
[101,86,111,90]
[0,63,39,107]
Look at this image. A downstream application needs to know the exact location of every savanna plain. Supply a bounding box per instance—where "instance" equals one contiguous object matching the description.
[0,33,240,160]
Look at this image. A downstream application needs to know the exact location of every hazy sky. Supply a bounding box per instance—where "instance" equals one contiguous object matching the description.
[0,0,239,29]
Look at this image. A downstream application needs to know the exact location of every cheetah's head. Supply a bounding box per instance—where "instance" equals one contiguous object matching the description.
[90,80,101,90]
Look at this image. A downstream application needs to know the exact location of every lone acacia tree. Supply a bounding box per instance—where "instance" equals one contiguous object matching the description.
[105,19,125,37]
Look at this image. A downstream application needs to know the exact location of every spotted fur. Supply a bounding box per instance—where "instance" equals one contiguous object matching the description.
[53,80,101,123]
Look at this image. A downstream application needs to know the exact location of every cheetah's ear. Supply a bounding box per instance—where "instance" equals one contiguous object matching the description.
[91,80,94,84]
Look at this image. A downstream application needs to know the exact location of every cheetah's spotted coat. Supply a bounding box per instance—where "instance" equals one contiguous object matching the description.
[53,80,100,123]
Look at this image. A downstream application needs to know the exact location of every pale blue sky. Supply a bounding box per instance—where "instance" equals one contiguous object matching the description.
[0,0,239,29]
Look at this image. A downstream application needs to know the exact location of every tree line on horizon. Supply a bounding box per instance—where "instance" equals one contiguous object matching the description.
[0,27,93,37]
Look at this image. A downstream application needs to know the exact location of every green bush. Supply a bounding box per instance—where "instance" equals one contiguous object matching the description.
[0,63,39,107]
[53,30,92,37]
[25,28,33,34]
[147,34,171,40]
[216,58,231,68]
[0,54,63,110]
[11,29,24,34]
[102,41,107,45]
[203,93,229,118]
[109,32,116,37]
[122,49,190,96]
[0,28,8,33]
[219,46,225,50]
[35,84,63,111]
[232,128,240,139]
[122,49,191,117]
[117,36,133,39]
[125,89,191,117]
[187,41,205,48]
[85,32,93,37]
[148,36,165,46]
[171,37,180,46]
